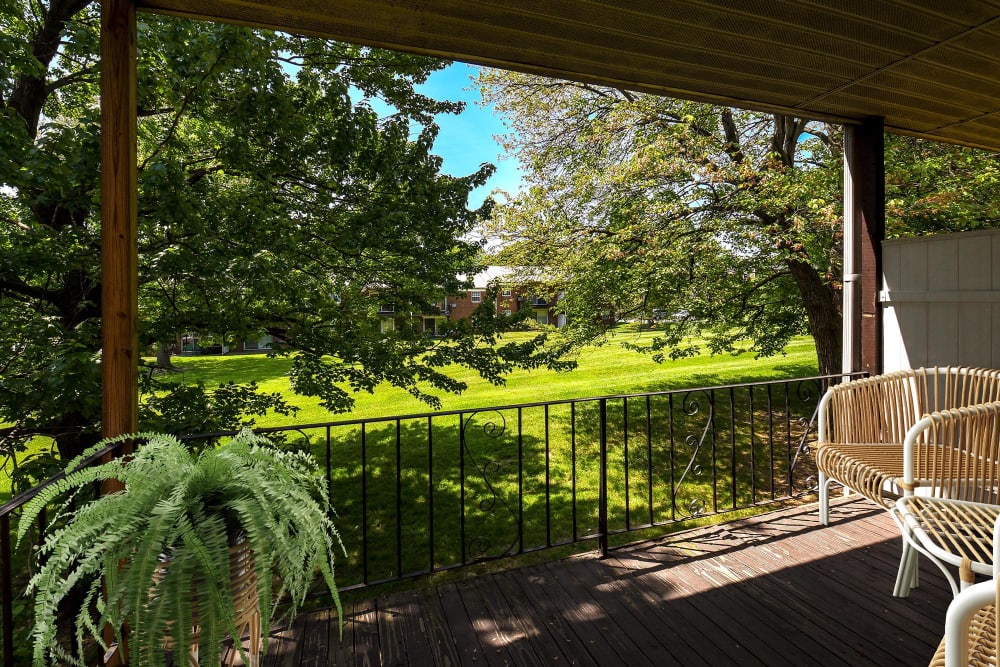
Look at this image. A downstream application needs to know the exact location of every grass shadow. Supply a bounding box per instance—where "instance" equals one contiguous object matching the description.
[165,355,294,387]
[265,376,824,592]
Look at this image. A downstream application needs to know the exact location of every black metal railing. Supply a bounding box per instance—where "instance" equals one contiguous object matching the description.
[0,372,857,666]
[0,437,132,666]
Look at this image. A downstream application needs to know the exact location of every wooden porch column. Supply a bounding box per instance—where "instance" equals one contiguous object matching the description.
[842,117,885,376]
[100,0,138,440]
[99,4,137,663]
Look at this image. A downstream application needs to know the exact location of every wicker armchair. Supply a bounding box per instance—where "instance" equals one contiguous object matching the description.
[928,516,1000,667]
[896,402,1000,598]
[817,367,1000,525]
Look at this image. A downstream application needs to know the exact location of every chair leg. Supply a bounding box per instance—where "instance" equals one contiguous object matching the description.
[893,538,919,598]
[249,608,261,667]
[223,612,261,667]
[819,471,830,525]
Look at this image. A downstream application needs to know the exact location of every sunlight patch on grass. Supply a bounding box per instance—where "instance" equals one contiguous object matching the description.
[156,332,819,427]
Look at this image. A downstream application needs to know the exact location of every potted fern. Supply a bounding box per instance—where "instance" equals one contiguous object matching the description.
[17,430,344,666]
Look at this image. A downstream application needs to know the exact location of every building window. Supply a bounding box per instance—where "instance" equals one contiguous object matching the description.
[380,318,395,333]
[503,309,512,316]
[243,335,273,351]
[501,288,512,297]
[536,311,549,325]
[378,304,395,314]
[471,291,482,303]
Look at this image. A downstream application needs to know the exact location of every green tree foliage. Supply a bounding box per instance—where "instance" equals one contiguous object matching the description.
[885,137,1000,237]
[478,70,1000,376]
[0,2,569,462]
[479,71,844,375]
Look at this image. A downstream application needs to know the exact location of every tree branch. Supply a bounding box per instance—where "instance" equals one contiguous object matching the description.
[43,63,98,95]
[8,0,93,138]
[737,270,792,310]
[139,53,226,171]
[720,109,745,164]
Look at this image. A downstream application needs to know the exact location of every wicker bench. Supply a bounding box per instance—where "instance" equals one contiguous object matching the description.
[817,367,1000,526]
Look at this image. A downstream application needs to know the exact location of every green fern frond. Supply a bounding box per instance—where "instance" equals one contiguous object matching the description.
[24,430,344,666]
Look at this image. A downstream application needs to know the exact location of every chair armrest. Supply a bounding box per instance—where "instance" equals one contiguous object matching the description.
[944,578,996,667]
[817,388,833,443]
[901,413,935,492]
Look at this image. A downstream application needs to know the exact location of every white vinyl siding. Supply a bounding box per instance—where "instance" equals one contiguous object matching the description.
[882,228,1000,371]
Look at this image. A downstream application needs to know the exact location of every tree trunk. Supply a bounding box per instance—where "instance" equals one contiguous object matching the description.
[786,258,841,377]
[156,342,174,369]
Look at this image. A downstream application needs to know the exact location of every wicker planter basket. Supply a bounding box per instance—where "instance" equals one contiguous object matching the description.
[157,537,261,667]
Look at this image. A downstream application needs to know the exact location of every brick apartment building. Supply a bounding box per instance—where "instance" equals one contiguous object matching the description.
[379,266,565,336]
[177,267,563,356]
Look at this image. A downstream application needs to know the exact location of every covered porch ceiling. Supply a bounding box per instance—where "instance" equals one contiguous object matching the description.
[136,0,1000,152]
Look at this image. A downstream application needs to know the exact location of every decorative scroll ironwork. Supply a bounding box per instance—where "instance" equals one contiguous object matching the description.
[672,390,712,520]
[460,409,519,560]
[788,378,824,491]
[272,427,315,451]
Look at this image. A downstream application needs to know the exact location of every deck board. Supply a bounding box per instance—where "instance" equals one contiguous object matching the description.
[474,573,549,667]
[540,563,664,665]
[259,498,957,666]
[435,583,488,667]
[298,607,333,667]
[490,568,584,665]
[347,600,381,667]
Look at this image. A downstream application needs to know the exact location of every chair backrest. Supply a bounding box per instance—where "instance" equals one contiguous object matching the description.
[819,369,921,444]
[914,366,1000,415]
[903,400,1000,503]
[818,367,1000,445]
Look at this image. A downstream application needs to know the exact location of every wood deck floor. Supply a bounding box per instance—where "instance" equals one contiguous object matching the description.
[256,498,953,666]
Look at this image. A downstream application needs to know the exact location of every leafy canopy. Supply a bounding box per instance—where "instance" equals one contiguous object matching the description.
[477,70,1000,376]
[0,2,571,463]
[478,71,844,374]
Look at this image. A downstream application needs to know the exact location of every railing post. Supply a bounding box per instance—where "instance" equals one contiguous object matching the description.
[599,398,609,558]
[459,413,466,564]
[1,514,12,667]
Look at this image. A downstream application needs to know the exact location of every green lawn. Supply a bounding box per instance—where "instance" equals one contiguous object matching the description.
[158,331,822,588]
[4,330,824,639]
[160,330,819,426]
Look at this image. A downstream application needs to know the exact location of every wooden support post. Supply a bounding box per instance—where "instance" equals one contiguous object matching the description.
[100,3,136,661]
[100,0,138,442]
[842,117,885,376]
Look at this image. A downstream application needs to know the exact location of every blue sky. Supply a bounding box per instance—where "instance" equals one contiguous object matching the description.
[360,62,523,208]
[412,63,523,207]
